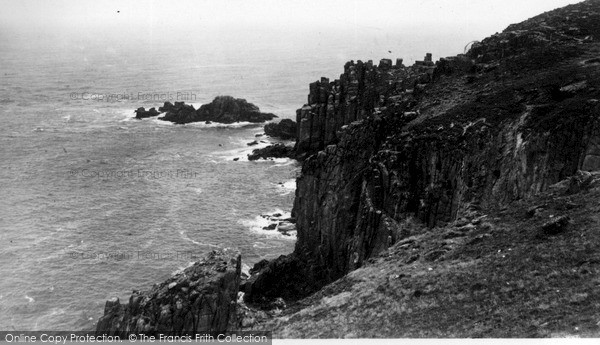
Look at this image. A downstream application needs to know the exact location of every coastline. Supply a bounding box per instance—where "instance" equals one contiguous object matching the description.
[90,0,600,336]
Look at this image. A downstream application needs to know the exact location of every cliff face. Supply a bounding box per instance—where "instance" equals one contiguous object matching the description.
[96,249,241,335]
[246,0,600,303]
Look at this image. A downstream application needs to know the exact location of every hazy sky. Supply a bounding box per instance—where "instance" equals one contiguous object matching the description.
[0,0,584,34]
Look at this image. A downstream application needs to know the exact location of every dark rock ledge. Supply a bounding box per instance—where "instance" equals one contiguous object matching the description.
[96,249,240,336]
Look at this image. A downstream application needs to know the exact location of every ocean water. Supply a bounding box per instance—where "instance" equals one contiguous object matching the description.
[0,26,477,330]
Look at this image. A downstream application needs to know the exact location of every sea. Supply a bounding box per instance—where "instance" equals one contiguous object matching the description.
[0,25,479,330]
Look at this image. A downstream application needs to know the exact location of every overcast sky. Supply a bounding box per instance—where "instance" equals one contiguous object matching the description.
[0,0,584,34]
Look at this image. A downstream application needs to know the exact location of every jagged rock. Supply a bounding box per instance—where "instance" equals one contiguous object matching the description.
[263,223,277,230]
[158,102,175,112]
[158,96,277,124]
[247,143,295,161]
[294,53,438,159]
[134,107,160,119]
[157,102,197,124]
[264,119,297,140]
[247,141,258,146]
[244,254,314,306]
[248,0,600,304]
[96,249,241,336]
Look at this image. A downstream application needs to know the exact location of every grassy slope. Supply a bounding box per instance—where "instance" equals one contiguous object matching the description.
[265,173,600,337]
[253,2,600,337]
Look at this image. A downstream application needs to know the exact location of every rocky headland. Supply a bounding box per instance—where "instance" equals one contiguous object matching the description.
[96,249,241,335]
[99,0,600,337]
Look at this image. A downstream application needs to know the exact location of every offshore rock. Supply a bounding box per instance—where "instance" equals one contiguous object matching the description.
[264,119,297,140]
[195,96,277,124]
[134,107,160,119]
[96,249,241,336]
[247,143,295,161]
[159,96,277,124]
[157,101,198,124]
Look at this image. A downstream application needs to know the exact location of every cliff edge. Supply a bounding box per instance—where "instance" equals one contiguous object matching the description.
[244,0,600,322]
[96,0,600,337]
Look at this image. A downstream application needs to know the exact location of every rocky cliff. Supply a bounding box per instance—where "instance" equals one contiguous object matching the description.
[245,0,600,304]
[96,0,600,337]
[96,249,240,335]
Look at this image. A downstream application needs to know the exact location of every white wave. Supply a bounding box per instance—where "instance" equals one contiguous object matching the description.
[150,117,174,126]
[25,295,35,303]
[238,209,296,239]
[241,263,251,277]
[171,261,197,276]
[214,139,272,162]
[117,108,137,122]
[184,121,258,129]
[252,157,291,165]
[251,242,282,249]
[275,179,296,195]
[178,230,220,248]
[270,158,295,167]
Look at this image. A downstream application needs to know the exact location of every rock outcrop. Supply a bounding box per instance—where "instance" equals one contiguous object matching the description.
[96,249,241,335]
[101,0,600,337]
[264,119,297,140]
[157,101,198,123]
[247,143,295,161]
[159,96,277,124]
[245,0,600,304]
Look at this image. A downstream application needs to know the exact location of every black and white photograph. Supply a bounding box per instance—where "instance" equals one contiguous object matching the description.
[1,0,599,342]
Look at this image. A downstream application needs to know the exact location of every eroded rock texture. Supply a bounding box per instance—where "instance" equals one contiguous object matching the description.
[246,0,600,303]
[96,249,241,336]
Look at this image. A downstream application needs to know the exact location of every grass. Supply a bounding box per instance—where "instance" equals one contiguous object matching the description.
[262,175,600,338]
